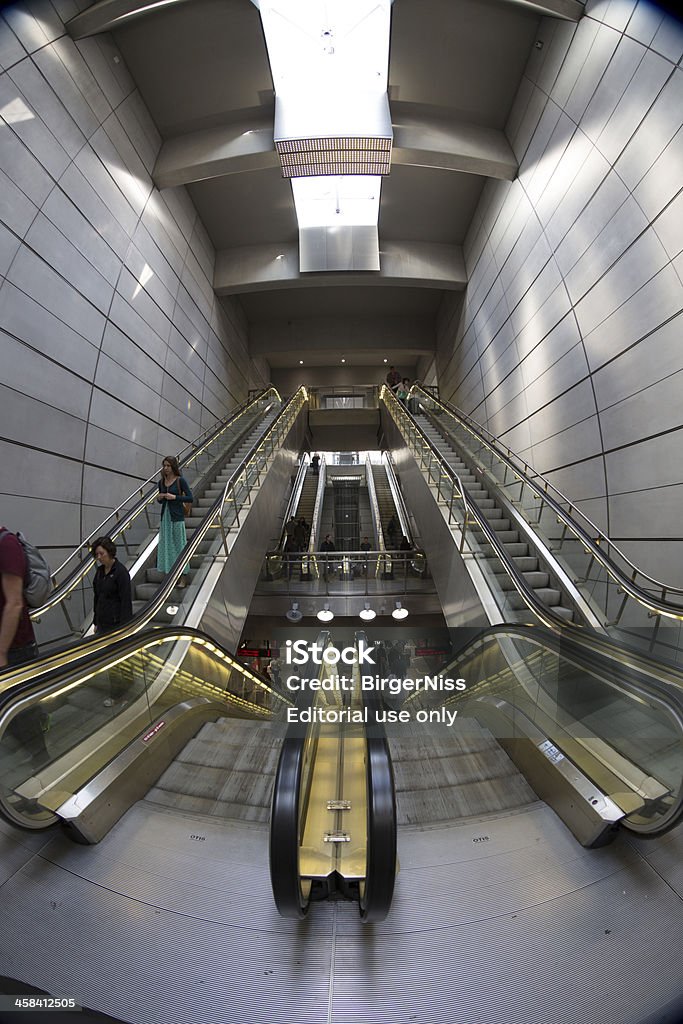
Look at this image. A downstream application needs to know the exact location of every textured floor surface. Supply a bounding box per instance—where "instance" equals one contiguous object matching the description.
[1,793,683,1024]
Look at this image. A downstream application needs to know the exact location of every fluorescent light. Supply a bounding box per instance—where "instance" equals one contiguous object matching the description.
[392,601,409,620]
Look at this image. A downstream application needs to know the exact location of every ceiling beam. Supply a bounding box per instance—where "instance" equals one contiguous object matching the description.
[66,0,193,38]
[154,113,279,189]
[214,240,466,295]
[392,105,517,181]
[154,105,517,189]
[495,0,584,19]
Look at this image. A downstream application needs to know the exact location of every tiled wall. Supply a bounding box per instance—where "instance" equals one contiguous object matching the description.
[437,0,683,580]
[0,0,252,569]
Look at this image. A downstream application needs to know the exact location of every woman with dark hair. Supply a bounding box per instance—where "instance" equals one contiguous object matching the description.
[157,456,193,587]
[92,536,134,708]
[91,537,133,635]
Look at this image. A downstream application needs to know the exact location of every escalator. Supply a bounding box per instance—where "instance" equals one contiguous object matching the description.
[371,463,402,549]
[392,383,683,662]
[269,632,396,922]
[5,387,309,687]
[30,388,283,651]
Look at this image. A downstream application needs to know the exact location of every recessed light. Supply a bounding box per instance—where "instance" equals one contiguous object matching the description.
[341,358,346,363]
[392,601,409,620]
[383,358,387,363]
[299,359,304,364]
[317,602,334,622]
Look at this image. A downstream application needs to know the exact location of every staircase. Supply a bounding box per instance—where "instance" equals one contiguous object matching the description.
[415,412,574,623]
[144,717,280,821]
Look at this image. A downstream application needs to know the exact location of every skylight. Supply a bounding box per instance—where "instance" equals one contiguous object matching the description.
[255,0,393,255]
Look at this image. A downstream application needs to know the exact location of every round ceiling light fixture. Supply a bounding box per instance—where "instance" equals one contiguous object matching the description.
[286,602,303,622]
[392,601,409,620]
[359,602,376,621]
[317,602,334,622]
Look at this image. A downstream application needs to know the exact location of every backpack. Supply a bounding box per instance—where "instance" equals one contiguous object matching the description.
[0,529,53,608]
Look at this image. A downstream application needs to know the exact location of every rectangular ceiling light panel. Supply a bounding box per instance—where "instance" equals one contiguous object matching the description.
[261,0,393,178]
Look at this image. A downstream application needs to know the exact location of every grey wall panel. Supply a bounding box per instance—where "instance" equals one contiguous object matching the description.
[599,374,683,450]
[0,165,38,238]
[3,3,63,55]
[580,35,646,144]
[650,13,683,64]
[0,279,100,378]
[0,222,20,277]
[0,118,55,208]
[595,46,671,163]
[633,125,683,222]
[653,189,683,261]
[24,212,115,313]
[0,327,92,419]
[439,1,683,581]
[0,14,27,71]
[42,187,122,285]
[581,263,682,371]
[57,164,130,260]
[8,56,86,157]
[0,2,251,557]
[0,383,86,458]
[33,42,101,138]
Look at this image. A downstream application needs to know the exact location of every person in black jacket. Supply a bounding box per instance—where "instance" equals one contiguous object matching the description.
[92,537,133,633]
[91,536,133,707]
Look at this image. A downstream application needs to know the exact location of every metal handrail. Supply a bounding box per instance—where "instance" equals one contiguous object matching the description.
[381,385,584,632]
[30,387,281,620]
[411,382,683,621]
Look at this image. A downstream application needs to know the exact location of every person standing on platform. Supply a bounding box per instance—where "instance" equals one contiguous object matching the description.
[386,366,401,393]
[157,456,193,588]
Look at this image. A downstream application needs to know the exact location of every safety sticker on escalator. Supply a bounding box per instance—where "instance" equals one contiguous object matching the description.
[539,739,564,764]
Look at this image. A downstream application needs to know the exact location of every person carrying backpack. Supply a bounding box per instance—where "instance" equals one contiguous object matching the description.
[0,527,38,669]
[0,526,49,766]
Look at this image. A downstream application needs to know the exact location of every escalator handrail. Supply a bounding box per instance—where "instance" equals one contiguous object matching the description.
[357,635,397,923]
[30,387,282,618]
[381,385,588,632]
[0,624,291,832]
[269,631,330,919]
[2,389,308,687]
[410,381,683,618]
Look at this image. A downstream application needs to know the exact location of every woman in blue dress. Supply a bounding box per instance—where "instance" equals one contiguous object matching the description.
[157,456,193,587]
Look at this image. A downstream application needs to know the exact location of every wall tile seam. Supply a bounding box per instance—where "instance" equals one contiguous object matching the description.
[475,313,580,402]
[573,251,683,342]
[486,369,594,440]
[520,45,679,195]
[584,307,683,383]
[2,259,107,356]
[6,50,119,156]
[0,17,61,73]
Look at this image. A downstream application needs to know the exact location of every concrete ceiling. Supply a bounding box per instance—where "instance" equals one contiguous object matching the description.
[67,0,583,378]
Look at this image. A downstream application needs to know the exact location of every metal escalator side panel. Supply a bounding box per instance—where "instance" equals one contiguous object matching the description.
[0,627,288,837]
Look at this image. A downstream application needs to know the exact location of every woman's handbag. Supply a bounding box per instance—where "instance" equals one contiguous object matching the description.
[180,480,192,517]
